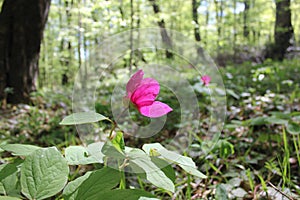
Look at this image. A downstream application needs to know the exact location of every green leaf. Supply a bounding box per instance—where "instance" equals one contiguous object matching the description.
[286,121,300,135]
[143,143,206,178]
[139,197,160,200]
[127,147,175,192]
[265,117,288,125]
[226,89,240,99]
[269,112,290,119]
[0,159,22,197]
[231,188,247,198]
[102,132,126,159]
[101,140,126,159]
[97,189,156,200]
[111,131,125,152]
[249,117,267,126]
[215,184,228,200]
[65,142,104,165]
[0,197,21,200]
[151,157,176,183]
[60,112,108,125]
[217,140,235,158]
[0,144,41,156]
[86,142,105,162]
[20,147,69,200]
[63,172,92,200]
[75,167,120,200]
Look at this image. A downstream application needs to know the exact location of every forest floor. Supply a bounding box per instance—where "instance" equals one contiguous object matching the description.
[1,59,300,199]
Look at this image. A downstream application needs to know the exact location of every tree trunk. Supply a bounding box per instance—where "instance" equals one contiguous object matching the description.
[149,0,173,59]
[243,0,250,38]
[192,0,201,42]
[268,0,294,60]
[0,0,50,104]
[192,0,204,57]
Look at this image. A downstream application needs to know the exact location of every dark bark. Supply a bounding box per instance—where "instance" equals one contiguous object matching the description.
[267,0,294,60]
[0,0,50,104]
[243,0,250,38]
[149,0,173,59]
[192,0,201,42]
[192,0,204,57]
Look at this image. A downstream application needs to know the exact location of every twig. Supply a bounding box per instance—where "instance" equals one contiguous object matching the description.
[267,181,294,200]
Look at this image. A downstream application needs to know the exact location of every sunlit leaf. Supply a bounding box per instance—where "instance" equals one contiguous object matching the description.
[65,142,104,165]
[21,147,69,200]
[143,143,206,178]
[60,112,108,125]
[127,147,175,193]
[0,144,41,156]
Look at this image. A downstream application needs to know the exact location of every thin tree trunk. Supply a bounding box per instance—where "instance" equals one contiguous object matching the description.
[192,0,204,57]
[192,0,201,42]
[149,0,173,59]
[204,2,209,47]
[233,0,237,61]
[243,0,250,39]
[0,0,50,104]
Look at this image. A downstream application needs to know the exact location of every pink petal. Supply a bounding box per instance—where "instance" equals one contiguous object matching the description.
[126,69,144,98]
[131,78,160,107]
[138,101,173,118]
[201,75,211,86]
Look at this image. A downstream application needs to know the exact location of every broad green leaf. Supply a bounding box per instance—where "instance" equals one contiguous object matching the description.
[249,117,267,126]
[215,184,228,200]
[143,143,206,178]
[63,172,92,200]
[139,197,160,200]
[60,112,108,125]
[0,197,21,200]
[101,140,126,159]
[287,122,300,135]
[231,188,247,198]
[265,117,288,125]
[150,157,176,183]
[86,142,105,162]
[75,167,120,200]
[21,147,69,200]
[226,89,240,99]
[0,144,41,156]
[65,142,104,165]
[97,189,156,200]
[269,112,290,119]
[127,148,175,192]
[102,132,126,159]
[0,160,22,197]
[179,165,207,178]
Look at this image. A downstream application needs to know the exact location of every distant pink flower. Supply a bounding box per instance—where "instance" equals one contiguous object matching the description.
[126,69,172,118]
[201,75,211,86]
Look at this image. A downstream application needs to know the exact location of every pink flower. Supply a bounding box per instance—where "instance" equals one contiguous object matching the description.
[201,75,211,86]
[126,69,173,118]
